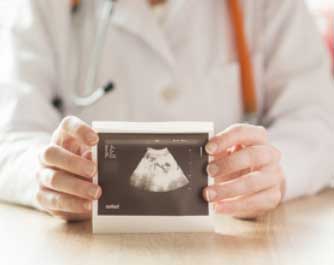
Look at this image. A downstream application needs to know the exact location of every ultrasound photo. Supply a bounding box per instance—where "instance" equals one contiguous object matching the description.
[130,147,189,192]
[97,133,210,216]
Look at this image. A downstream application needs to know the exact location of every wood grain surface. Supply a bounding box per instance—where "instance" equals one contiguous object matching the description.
[0,190,333,265]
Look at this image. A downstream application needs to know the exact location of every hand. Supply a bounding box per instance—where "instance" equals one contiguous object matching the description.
[35,116,101,221]
[203,124,285,219]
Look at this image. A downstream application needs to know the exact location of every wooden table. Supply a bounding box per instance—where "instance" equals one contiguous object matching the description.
[1,190,333,265]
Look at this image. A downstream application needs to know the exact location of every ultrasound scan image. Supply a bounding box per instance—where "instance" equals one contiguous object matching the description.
[97,133,209,216]
[130,147,189,192]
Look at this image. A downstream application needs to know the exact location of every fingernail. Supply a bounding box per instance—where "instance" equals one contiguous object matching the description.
[205,188,217,202]
[206,142,218,154]
[84,163,96,177]
[86,132,98,144]
[207,163,220,176]
[88,186,101,199]
[84,202,92,211]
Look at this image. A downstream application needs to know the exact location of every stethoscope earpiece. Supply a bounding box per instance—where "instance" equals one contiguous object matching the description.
[103,82,115,93]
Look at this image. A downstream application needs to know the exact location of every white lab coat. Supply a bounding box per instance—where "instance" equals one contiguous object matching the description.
[0,0,333,208]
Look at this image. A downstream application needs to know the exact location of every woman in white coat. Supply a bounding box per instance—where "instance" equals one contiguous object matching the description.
[0,0,333,221]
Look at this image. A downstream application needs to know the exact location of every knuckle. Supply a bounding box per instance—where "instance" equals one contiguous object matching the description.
[67,199,76,210]
[278,168,285,182]
[272,166,283,182]
[36,168,54,187]
[67,198,81,211]
[268,171,281,188]
[277,175,284,186]
[244,172,258,192]
[271,188,282,206]
[262,147,273,164]
[263,146,281,164]
[48,170,61,188]
[267,163,278,172]
[40,145,58,164]
[36,189,44,205]
[50,193,62,210]
[51,128,63,145]
[272,146,282,161]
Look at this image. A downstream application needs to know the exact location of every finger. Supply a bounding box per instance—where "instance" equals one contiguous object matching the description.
[37,168,102,200]
[214,186,282,217]
[59,116,99,146]
[213,170,245,184]
[207,145,281,179]
[203,165,283,202]
[210,144,246,166]
[36,188,92,213]
[214,168,251,183]
[39,145,96,178]
[206,124,268,155]
[232,210,266,220]
[48,210,91,222]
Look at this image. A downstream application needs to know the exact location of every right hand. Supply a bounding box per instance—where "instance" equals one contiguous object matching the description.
[36,116,101,221]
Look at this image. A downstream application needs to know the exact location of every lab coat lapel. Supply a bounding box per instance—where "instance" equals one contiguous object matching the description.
[111,0,175,67]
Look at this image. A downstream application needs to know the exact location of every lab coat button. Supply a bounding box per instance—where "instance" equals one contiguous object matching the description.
[160,87,179,103]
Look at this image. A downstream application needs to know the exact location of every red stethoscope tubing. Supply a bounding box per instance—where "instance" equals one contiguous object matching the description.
[227,0,257,115]
[70,0,257,116]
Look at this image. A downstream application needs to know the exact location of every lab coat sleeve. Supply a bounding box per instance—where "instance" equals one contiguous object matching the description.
[262,0,334,200]
[0,1,64,208]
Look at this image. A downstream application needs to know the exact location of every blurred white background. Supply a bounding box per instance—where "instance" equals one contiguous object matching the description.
[0,0,19,29]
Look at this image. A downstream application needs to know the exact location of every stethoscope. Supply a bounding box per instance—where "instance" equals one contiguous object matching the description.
[71,0,258,119]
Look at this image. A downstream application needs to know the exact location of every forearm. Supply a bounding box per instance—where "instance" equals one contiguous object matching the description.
[0,132,50,209]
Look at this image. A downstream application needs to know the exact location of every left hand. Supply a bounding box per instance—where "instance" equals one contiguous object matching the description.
[203,124,285,219]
